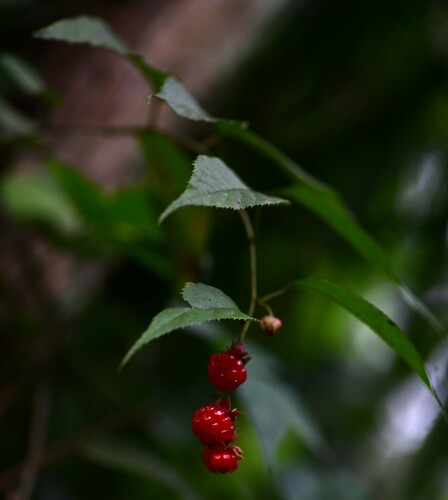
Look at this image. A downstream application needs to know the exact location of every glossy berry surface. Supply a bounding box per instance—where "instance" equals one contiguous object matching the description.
[202,445,240,473]
[192,405,235,446]
[208,353,247,392]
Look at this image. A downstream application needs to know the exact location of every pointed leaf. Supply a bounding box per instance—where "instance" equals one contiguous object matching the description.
[182,282,239,309]
[0,96,36,137]
[0,53,45,95]
[34,17,168,90]
[215,120,330,192]
[121,307,252,368]
[214,122,445,337]
[159,155,288,222]
[284,185,445,337]
[34,16,128,55]
[285,184,397,279]
[121,282,256,367]
[294,276,432,390]
[152,76,214,122]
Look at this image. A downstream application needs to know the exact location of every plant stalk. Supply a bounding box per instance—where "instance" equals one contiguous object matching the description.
[239,210,257,342]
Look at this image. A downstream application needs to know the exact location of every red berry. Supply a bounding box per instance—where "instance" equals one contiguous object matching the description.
[228,343,251,364]
[202,445,242,473]
[192,405,235,446]
[260,315,282,336]
[208,353,247,392]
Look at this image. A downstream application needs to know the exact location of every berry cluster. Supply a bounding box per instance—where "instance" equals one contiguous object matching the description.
[192,344,249,473]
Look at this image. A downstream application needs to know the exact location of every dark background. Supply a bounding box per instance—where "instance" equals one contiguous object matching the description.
[1,0,447,499]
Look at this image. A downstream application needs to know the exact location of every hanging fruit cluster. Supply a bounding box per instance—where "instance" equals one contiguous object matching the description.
[191,343,249,473]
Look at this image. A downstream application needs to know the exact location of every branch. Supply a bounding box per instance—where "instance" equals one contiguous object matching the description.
[42,123,209,155]
[238,210,257,342]
[0,407,147,494]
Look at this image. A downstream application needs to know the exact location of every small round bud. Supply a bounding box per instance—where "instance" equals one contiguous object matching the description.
[260,315,282,336]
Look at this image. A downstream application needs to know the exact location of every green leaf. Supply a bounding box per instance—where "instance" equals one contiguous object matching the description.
[152,76,214,122]
[34,16,128,55]
[293,276,432,390]
[215,120,330,192]
[48,159,160,242]
[215,123,445,337]
[182,282,239,309]
[285,184,397,280]
[1,169,81,234]
[138,130,191,194]
[34,17,168,90]
[0,52,45,95]
[121,283,255,367]
[240,376,326,462]
[159,155,289,222]
[238,345,327,462]
[126,53,168,89]
[0,96,36,137]
[284,184,445,337]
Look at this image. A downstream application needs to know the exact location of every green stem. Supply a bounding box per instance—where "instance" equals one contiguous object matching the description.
[260,284,292,304]
[238,210,257,343]
[257,297,273,316]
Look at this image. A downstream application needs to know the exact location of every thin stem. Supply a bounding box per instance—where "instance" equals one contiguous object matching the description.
[0,407,146,493]
[238,210,257,343]
[257,298,273,316]
[13,377,52,500]
[260,284,292,304]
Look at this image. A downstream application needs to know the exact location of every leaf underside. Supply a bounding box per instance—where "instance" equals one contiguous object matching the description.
[121,283,255,368]
[153,76,214,122]
[159,155,288,222]
[34,16,128,55]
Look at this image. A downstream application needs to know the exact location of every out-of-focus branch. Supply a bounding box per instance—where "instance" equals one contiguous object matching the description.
[0,406,147,494]
[12,378,52,500]
[42,123,209,155]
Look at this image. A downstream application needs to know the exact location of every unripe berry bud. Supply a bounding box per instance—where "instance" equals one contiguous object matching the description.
[260,315,282,336]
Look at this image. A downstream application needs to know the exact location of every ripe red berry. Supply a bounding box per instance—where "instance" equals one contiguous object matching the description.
[192,405,235,446]
[228,343,251,364]
[202,445,242,473]
[208,353,247,392]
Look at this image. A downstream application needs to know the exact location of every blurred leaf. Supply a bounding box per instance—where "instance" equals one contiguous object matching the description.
[138,130,191,195]
[121,283,255,367]
[126,53,168,89]
[294,277,432,390]
[34,17,167,90]
[48,159,161,243]
[34,16,128,55]
[152,76,214,122]
[0,96,36,136]
[215,120,330,192]
[1,169,81,234]
[239,348,326,462]
[102,189,161,242]
[285,184,396,279]
[81,440,199,500]
[0,52,45,95]
[182,282,240,309]
[159,155,288,222]
[215,122,445,337]
[49,159,106,219]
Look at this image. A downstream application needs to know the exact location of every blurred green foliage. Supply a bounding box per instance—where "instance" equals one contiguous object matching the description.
[1,1,448,499]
